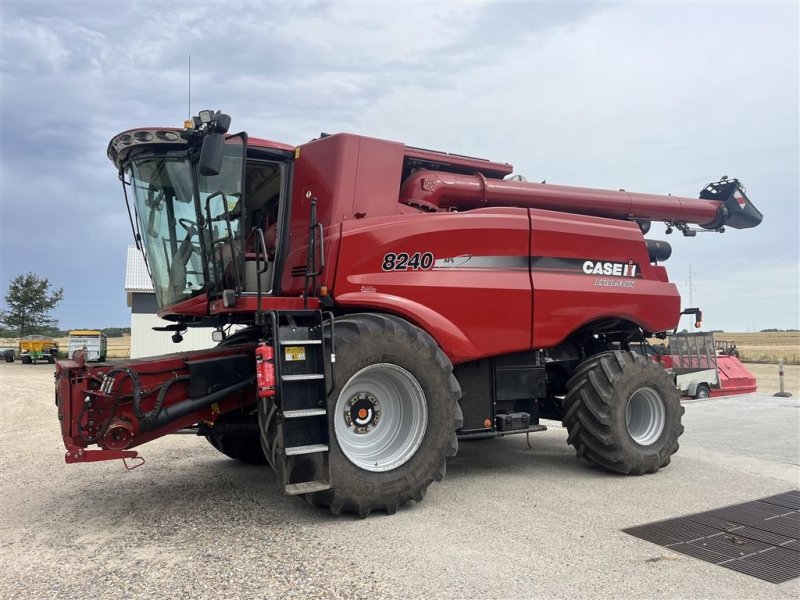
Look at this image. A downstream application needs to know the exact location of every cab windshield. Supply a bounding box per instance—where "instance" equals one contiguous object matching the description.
[127,142,245,308]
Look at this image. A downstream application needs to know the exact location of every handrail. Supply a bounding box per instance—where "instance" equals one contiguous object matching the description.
[254,227,268,325]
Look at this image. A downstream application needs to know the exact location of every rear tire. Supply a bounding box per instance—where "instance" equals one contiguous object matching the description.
[562,351,683,475]
[3,350,13,363]
[262,313,462,517]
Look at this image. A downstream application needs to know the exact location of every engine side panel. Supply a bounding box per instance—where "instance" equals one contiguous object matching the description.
[529,208,681,348]
[333,207,681,361]
[333,208,533,363]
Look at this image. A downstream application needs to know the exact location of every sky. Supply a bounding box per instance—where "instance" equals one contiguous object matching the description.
[1,1,798,332]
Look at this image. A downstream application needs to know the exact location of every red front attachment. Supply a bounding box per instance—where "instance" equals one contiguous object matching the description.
[55,345,258,465]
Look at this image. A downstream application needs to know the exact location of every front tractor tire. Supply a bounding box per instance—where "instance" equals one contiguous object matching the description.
[203,328,267,465]
[206,431,268,465]
[562,351,683,475]
[263,313,463,517]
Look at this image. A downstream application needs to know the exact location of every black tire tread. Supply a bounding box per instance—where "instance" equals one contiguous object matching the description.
[563,350,683,475]
[206,432,268,465]
[695,383,711,399]
[259,399,281,471]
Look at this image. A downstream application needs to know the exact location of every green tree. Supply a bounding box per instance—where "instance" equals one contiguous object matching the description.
[101,327,131,338]
[0,273,64,337]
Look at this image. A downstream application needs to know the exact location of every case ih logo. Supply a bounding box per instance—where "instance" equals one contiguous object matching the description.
[530,257,642,279]
[582,260,638,278]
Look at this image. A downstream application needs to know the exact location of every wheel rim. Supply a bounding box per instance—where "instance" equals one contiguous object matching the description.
[625,386,666,446]
[334,363,427,472]
[698,387,709,398]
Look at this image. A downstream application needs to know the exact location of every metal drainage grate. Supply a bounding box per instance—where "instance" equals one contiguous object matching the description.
[624,490,800,584]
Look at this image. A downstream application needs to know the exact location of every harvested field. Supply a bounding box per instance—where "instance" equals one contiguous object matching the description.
[747,363,799,397]
[712,331,799,365]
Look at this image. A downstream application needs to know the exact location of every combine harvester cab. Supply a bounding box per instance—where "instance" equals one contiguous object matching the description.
[54,110,763,516]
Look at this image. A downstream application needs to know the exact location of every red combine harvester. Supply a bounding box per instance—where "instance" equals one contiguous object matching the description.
[55,111,763,516]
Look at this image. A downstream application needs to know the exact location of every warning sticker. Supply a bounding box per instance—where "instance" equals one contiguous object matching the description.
[284,346,306,362]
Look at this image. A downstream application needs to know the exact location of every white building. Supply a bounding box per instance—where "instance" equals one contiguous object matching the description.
[124,246,216,359]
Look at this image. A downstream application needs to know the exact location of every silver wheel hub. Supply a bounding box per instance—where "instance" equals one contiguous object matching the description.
[335,364,427,472]
[625,386,666,446]
[343,393,381,433]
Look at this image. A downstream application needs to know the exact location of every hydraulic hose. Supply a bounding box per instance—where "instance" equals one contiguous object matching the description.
[139,375,191,426]
[139,376,256,432]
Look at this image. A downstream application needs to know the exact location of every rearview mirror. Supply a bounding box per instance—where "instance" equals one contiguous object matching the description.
[199,132,224,176]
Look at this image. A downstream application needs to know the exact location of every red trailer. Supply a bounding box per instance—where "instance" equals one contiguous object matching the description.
[54,110,763,515]
[655,332,757,399]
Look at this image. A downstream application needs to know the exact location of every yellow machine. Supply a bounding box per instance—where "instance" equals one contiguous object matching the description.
[17,335,59,364]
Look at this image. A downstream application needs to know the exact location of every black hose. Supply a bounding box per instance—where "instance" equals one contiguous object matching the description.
[140,376,255,432]
[142,375,191,426]
[104,367,142,417]
[93,367,142,440]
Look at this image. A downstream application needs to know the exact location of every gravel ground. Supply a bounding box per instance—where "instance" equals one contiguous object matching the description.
[1,361,798,599]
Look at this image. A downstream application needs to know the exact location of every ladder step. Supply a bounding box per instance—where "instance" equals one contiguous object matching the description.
[281,374,324,382]
[285,444,329,456]
[279,339,322,345]
[285,480,331,495]
[283,408,326,418]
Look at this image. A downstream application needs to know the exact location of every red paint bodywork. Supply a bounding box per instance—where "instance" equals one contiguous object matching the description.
[266,133,681,362]
[331,206,678,362]
[334,208,533,362]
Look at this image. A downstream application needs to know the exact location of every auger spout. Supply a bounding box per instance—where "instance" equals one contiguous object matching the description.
[399,171,762,231]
